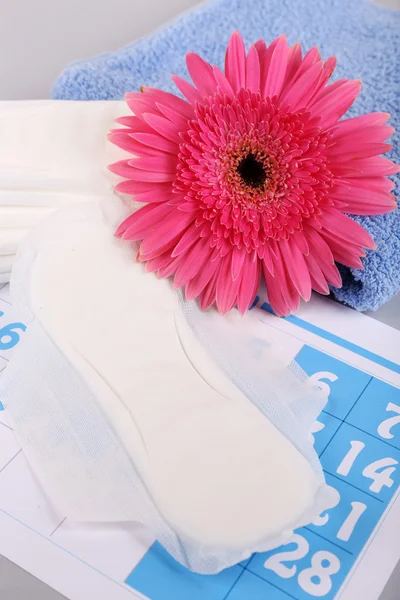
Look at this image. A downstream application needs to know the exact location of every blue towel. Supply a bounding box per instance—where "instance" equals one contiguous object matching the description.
[53,0,400,312]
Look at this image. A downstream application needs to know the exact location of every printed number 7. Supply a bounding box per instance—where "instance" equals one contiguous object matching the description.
[0,311,26,350]
[378,403,400,440]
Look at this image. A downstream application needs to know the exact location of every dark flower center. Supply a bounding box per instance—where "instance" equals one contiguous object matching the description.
[237,153,267,189]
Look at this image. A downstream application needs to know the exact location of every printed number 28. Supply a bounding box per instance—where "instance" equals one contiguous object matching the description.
[264,534,340,597]
[0,311,26,350]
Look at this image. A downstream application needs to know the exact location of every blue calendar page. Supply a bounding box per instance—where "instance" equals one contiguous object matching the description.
[0,284,399,600]
[124,302,400,600]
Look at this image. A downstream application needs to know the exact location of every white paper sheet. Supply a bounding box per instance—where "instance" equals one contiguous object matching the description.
[0,283,399,600]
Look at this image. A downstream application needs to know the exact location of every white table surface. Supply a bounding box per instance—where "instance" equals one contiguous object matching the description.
[0,1,399,598]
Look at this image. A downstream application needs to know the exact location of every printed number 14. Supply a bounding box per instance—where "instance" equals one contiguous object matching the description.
[337,440,397,493]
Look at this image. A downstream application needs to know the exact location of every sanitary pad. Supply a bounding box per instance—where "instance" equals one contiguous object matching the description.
[0,100,131,282]
[3,199,336,573]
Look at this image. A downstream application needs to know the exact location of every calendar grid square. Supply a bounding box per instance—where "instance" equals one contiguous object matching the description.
[302,528,353,556]
[340,420,400,453]
[223,569,247,600]
[322,470,385,503]
[240,567,298,600]
[319,421,345,459]
[318,374,372,460]
[342,379,374,422]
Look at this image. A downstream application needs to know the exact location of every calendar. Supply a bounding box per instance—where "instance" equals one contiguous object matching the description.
[0,281,399,600]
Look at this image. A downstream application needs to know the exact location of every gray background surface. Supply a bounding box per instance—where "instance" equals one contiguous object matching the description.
[0,0,399,598]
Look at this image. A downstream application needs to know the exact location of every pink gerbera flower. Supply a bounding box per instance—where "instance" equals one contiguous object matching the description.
[109,31,398,316]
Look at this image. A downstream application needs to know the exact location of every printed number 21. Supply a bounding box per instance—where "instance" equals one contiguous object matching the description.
[264,534,340,597]
[0,311,26,350]
[337,440,397,493]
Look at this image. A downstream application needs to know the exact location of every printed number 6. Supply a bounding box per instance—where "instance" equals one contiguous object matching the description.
[310,371,338,396]
[0,316,26,350]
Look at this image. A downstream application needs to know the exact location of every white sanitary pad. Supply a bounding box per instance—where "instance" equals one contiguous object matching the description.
[2,199,337,573]
[0,100,130,282]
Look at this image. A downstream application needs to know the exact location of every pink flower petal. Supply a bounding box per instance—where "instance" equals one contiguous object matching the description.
[310,79,361,128]
[120,165,175,183]
[258,37,280,92]
[323,241,364,270]
[172,74,203,105]
[155,102,190,131]
[186,52,218,99]
[130,132,178,154]
[142,113,183,144]
[317,258,342,288]
[185,252,219,301]
[303,253,329,295]
[327,142,393,161]
[329,187,396,215]
[331,112,391,138]
[319,209,376,249]
[216,254,242,314]
[171,224,201,257]
[108,132,160,156]
[263,264,290,317]
[333,124,395,145]
[115,180,174,202]
[115,203,155,237]
[145,251,175,273]
[125,93,159,121]
[343,176,396,193]
[116,203,175,240]
[114,115,139,128]
[272,243,301,312]
[157,255,182,279]
[262,244,275,276]
[292,230,309,256]
[114,114,152,133]
[141,87,194,119]
[304,226,335,266]
[139,212,195,258]
[283,42,302,89]
[130,190,176,204]
[331,156,399,177]
[254,39,267,63]
[262,35,289,98]
[279,238,312,301]
[309,56,337,101]
[128,155,178,173]
[231,246,247,280]
[200,267,220,310]
[280,60,323,110]
[225,30,246,92]
[288,46,321,87]
[213,65,235,97]
[237,252,260,314]
[245,44,261,93]
[174,237,209,288]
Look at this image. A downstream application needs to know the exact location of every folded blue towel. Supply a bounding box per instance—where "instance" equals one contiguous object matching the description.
[53,0,399,312]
